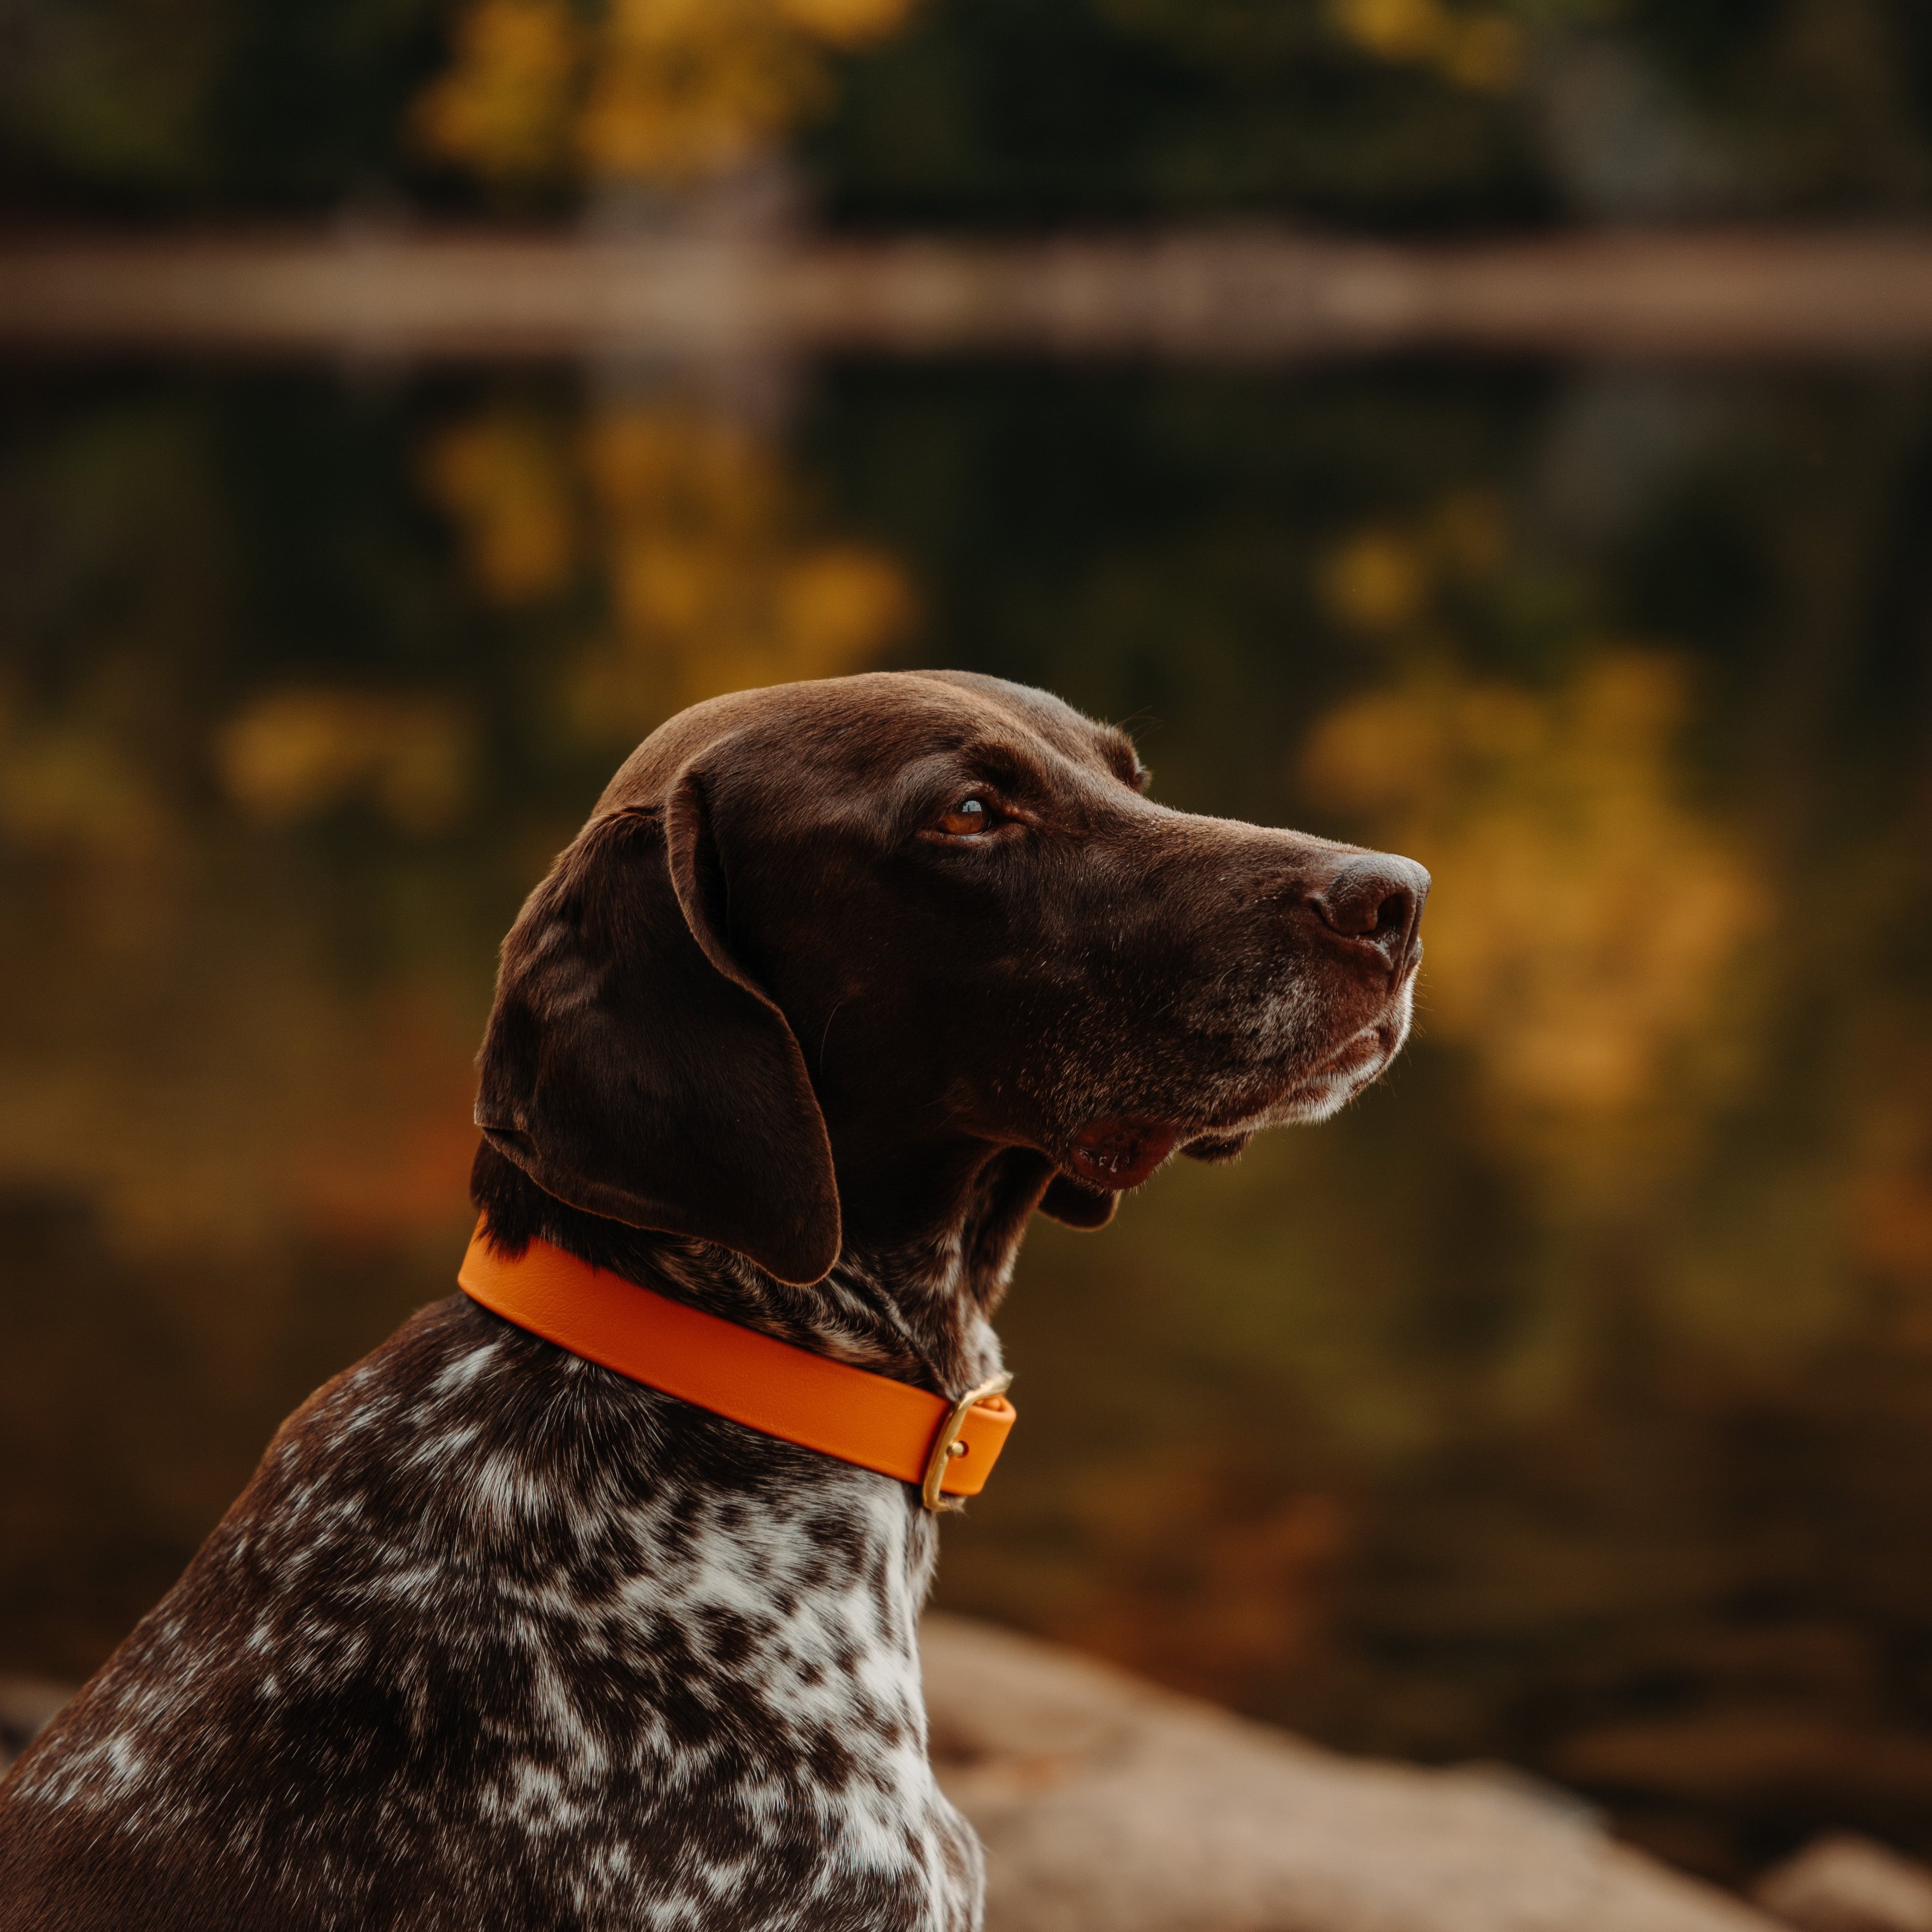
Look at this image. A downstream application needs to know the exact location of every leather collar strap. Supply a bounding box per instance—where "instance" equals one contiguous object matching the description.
[458,1225,1016,1511]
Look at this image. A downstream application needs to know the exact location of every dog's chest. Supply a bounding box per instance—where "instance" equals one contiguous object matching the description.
[7,1300,981,1932]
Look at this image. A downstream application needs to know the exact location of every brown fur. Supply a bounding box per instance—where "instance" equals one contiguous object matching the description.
[0,671,1426,1930]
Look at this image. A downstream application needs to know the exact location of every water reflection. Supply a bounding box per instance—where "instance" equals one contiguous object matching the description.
[1,361,1929,1883]
[1308,652,1766,1145]
[440,395,913,729]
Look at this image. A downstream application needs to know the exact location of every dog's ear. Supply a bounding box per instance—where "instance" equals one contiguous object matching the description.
[474,771,841,1285]
[1037,1174,1119,1230]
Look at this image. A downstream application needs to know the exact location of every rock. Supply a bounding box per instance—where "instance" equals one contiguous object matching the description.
[0,1676,72,1771]
[921,1614,1780,1932]
[1754,1833,1932,1932]
[1,1625,1795,1932]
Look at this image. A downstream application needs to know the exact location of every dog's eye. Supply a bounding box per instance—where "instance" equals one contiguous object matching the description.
[937,796,996,837]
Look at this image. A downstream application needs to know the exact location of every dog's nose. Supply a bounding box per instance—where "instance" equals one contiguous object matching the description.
[1310,853,1430,973]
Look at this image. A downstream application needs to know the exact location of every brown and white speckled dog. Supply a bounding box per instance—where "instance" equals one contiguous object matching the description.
[0,671,1427,1932]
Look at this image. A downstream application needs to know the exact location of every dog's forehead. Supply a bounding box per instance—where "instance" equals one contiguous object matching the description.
[819,672,1132,777]
[906,670,1125,764]
[599,672,1134,810]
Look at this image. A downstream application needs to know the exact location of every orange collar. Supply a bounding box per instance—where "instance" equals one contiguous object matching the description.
[457,1225,1016,1512]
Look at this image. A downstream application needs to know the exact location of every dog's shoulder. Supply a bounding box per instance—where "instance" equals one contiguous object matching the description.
[0,1297,973,1932]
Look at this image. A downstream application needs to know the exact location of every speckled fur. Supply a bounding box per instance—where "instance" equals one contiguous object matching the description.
[0,1228,995,1932]
[0,671,1426,1931]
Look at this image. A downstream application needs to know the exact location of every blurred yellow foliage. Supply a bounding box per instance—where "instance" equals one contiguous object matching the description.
[578,0,823,182]
[1304,652,1767,1126]
[413,0,582,184]
[1318,491,1509,632]
[421,399,914,734]
[1329,0,1523,92]
[577,404,914,726]
[217,691,475,834]
[421,411,578,601]
[0,695,172,863]
[417,0,917,187]
[1320,529,1428,631]
[775,0,912,42]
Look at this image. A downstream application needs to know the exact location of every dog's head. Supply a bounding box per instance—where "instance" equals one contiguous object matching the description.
[475,672,1426,1285]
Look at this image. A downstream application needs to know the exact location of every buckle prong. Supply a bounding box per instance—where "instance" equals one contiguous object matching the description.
[922,1372,1013,1513]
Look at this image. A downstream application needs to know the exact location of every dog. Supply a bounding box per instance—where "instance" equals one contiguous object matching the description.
[0,670,1427,1931]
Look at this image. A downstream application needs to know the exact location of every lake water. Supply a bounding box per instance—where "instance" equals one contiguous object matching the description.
[3,356,1930,1883]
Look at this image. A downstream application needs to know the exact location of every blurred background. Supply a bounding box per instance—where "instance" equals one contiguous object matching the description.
[4,0,1932,1896]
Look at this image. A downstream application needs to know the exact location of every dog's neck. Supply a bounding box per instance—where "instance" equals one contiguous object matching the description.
[469,1140,1052,1395]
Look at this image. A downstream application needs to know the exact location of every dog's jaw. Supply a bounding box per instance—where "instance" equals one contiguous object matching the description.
[1180,962,1421,1142]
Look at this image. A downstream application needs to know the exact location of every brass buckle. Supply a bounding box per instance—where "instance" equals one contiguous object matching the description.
[921,1372,1013,1514]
